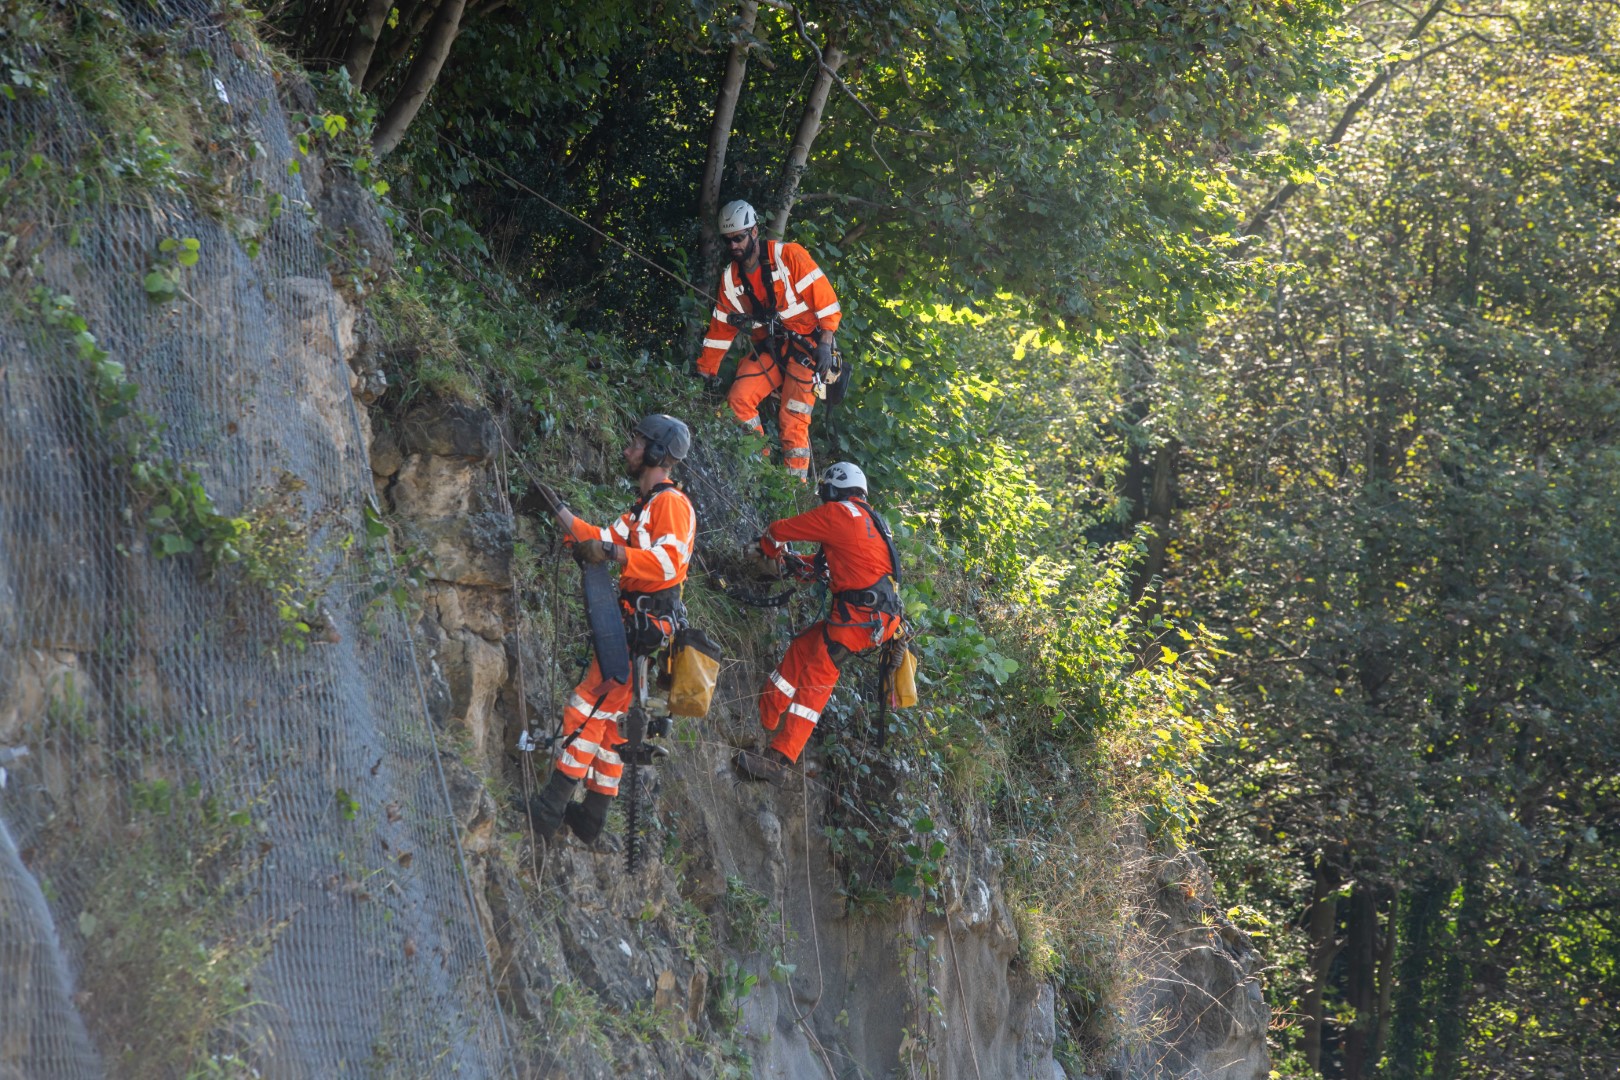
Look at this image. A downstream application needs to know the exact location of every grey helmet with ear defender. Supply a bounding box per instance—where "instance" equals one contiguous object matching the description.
[634,414,691,468]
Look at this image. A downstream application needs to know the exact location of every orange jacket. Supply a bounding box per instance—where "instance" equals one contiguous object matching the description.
[697,241,841,376]
[569,484,695,592]
[759,499,895,595]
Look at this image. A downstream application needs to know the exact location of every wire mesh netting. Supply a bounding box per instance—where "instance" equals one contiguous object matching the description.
[0,3,513,1076]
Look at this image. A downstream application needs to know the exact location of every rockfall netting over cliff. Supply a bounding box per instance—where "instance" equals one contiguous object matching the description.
[0,2,512,1074]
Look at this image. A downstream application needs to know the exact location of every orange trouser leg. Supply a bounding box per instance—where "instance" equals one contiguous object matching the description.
[727,352,784,450]
[556,656,631,796]
[778,360,817,481]
[758,622,844,762]
[759,613,904,761]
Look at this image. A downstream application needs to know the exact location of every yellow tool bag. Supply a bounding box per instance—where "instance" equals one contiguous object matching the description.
[883,637,919,709]
[667,627,722,718]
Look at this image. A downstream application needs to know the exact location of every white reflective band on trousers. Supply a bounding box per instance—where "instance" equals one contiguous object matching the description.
[566,738,601,758]
[568,694,625,721]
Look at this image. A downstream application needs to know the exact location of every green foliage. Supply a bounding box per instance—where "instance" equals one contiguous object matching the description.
[1180,3,1620,1074]
[143,235,200,302]
[79,778,275,1078]
[719,875,772,954]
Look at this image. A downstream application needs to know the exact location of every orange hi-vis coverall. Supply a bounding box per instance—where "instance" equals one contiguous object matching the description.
[557,483,695,796]
[697,240,841,480]
[756,498,902,762]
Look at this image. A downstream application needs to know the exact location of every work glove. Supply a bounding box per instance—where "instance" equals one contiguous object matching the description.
[573,538,615,566]
[531,480,569,519]
[783,553,818,582]
[747,547,785,579]
[814,337,836,380]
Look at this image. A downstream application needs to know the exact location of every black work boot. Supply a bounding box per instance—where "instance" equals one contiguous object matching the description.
[518,770,578,841]
[733,747,793,786]
[564,790,612,844]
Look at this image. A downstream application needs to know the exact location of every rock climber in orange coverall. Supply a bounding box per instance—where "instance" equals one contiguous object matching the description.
[523,414,695,842]
[695,199,842,481]
[735,462,904,784]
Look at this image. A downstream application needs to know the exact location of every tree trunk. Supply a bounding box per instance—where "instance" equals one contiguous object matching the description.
[1302,854,1341,1073]
[1430,871,1483,1080]
[1370,890,1399,1067]
[1128,439,1179,610]
[1387,880,1447,1079]
[344,0,396,87]
[768,39,845,239]
[364,0,439,94]
[699,1,760,286]
[372,0,467,158]
[1342,882,1379,1078]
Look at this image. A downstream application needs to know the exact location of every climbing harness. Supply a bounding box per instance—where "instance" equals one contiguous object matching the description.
[727,309,844,401]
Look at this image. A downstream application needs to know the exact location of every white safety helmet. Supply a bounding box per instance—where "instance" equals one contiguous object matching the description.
[718,199,758,235]
[817,461,868,503]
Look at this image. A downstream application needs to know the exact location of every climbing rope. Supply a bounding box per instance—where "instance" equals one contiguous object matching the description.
[493,437,546,886]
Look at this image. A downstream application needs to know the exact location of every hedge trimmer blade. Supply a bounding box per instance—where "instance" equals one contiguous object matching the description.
[623,759,643,873]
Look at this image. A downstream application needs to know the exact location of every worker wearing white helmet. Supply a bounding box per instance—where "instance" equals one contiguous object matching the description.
[695,199,843,481]
[735,462,904,783]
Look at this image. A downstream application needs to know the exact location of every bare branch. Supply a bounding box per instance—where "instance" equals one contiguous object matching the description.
[1243,0,1451,238]
[699,2,762,281]
[767,0,925,138]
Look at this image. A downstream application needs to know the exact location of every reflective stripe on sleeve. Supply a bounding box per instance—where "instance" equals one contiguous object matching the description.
[703,337,732,350]
[816,302,840,319]
[787,703,820,721]
[652,546,677,580]
[794,267,824,292]
[770,671,796,698]
[652,534,691,558]
[712,307,728,321]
